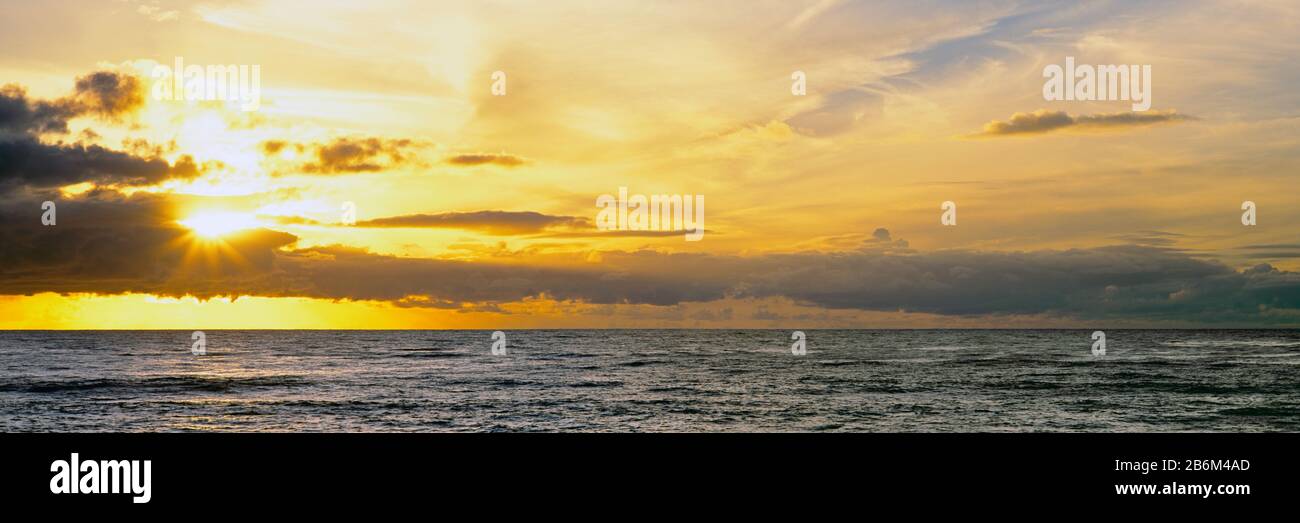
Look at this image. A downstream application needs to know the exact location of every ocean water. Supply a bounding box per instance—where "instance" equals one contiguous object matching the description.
[1,330,1298,432]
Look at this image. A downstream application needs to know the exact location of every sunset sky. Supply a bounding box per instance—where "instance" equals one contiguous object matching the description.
[2,0,1299,328]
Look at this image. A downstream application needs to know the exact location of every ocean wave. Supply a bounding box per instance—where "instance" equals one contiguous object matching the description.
[567,380,624,388]
[391,350,468,358]
[618,359,668,368]
[1218,406,1300,417]
[0,375,307,393]
[1097,382,1279,395]
[1162,340,1300,348]
[6,329,1300,432]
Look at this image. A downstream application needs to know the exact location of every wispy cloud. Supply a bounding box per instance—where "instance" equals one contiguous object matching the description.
[355,210,586,234]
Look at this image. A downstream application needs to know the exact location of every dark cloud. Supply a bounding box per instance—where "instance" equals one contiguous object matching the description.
[1238,244,1300,251]
[0,73,199,193]
[261,137,418,174]
[0,137,199,191]
[3,192,1300,325]
[539,229,709,238]
[1234,244,1300,259]
[445,153,526,167]
[266,209,702,238]
[0,71,143,136]
[0,85,77,135]
[307,137,414,174]
[260,141,526,174]
[972,109,1192,137]
[0,191,295,297]
[259,140,297,155]
[0,188,174,227]
[356,210,588,235]
[67,71,145,120]
[854,227,908,250]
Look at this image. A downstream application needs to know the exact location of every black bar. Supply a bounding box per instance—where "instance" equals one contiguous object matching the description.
[1,433,1289,511]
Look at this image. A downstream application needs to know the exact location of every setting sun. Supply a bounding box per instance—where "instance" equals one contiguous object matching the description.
[179,211,262,238]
